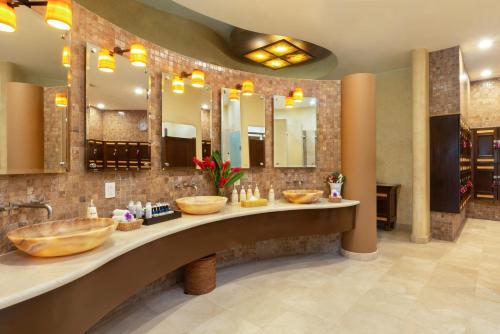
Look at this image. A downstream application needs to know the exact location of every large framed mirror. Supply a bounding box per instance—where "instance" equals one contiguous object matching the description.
[273,95,317,168]
[0,7,70,175]
[161,73,212,168]
[85,43,150,171]
[221,88,265,168]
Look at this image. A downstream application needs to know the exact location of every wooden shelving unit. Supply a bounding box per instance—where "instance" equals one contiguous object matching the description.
[472,127,499,201]
[430,114,472,213]
[86,140,151,171]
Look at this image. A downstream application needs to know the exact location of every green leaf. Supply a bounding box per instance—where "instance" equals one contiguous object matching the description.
[226,172,244,188]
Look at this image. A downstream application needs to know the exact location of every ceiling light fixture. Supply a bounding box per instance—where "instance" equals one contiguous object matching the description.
[55,92,67,107]
[242,38,313,70]
[481,69,492,78]
[172,74,185,94]
[61,45,70,68]
[134,87,144,95]
[97,48,115,73]
[478,39,493,49]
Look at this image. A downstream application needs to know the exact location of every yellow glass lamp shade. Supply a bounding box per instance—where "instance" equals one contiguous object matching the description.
[0,0,16,33]
[98,49,115,73]
[264,40,297,57]
[241,80,254,96]
[129,43,147,67]
[229,89,240,102]
[191,69,205,88]
[285,51,312,65]
[55,93,68,107]
[263,58,290,70]
[172,75,184,94]
[61,46,70,68]
[293,87,304,102]
[243,49,273,63]
[45,0,72,31]
[285,96,294,109]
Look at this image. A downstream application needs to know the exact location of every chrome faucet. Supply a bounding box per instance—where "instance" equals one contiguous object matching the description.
[183,182,198,192]
[12,200,53,219]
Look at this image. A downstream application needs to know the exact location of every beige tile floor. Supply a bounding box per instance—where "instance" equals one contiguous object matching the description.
[91,218,500,334]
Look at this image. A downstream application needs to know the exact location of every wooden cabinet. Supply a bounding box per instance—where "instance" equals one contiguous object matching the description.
[430,114,472,213]
[249,137,265,167]
[473,128,499,200]
[377,184,400,230]
[162,136,196,168]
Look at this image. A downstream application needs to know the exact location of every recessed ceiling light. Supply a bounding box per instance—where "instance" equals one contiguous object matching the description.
[97,103,105,109]
[478,39,493,49]
[134,87,144,95]
[481,69,493,78]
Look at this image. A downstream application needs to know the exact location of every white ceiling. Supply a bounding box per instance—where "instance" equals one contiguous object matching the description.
[172,0,500,80]
[86,43,149,110]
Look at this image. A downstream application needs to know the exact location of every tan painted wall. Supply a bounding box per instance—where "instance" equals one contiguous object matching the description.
[376,68,413,226]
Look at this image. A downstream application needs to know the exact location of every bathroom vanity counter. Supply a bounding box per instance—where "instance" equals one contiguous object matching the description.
[0,199,359,333]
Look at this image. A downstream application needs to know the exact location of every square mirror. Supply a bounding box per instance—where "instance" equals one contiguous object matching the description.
[161,73,212,168]
[273,96,317,168]
[0,7,70,175]
[221,88,265,168]
[85,43,150,171]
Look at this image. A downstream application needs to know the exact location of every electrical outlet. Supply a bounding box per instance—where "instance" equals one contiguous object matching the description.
[105,182,116,199]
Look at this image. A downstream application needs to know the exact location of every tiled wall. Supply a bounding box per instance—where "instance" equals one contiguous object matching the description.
[0,5,342,254]
[101,110,149,142]
[428,46,468,240]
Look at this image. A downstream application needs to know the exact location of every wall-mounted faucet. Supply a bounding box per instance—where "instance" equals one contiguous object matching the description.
[11,200,53,219]
[183,182,198,192]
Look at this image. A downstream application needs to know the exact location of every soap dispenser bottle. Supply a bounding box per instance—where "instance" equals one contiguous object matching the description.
[240,186,247,202]
[254,185,260,199]
[268,185,275,204]
[231,186,239,205]
[247,185,253,199]
[87,199,98,219]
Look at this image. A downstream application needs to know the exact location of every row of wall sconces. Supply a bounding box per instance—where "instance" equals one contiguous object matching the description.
[0,0,72,32]
[97,43,148,72]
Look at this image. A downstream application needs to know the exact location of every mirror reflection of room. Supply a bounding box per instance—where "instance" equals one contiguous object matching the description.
[221,88,265,168]
[0,6,69,175]
[273,95,317,168]
[85,43,150,171]
[161,73,212,168]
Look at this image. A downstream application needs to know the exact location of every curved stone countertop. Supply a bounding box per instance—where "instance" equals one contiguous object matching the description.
[0,199,359,310]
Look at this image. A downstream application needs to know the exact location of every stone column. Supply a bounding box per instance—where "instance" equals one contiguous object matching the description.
[411,49,431,243]
[341,73,378,261]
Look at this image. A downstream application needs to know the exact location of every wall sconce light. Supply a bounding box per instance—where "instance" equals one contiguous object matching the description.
[285,96,294,109]
[229,88,240,102]
[233,79,254,97]
[292,87,303,102]
[113,43,148,67]
[172,74,185,94]
[177,68,205,89]
[98,48,115,73]
[55,92,68,107]
[0,0,72,33]
[61,45,70,68]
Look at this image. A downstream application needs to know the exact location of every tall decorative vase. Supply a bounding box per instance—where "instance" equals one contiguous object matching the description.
[329,182,343,196]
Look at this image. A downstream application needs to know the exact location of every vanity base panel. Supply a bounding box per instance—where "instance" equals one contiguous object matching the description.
[0,207,355,334]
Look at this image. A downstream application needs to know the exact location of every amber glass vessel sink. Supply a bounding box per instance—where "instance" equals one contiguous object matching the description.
[282,189,324,204]
[7,218,117,257]
[176,196,228,215]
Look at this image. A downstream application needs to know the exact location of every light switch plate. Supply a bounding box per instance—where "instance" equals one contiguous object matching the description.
[105,182,116,199]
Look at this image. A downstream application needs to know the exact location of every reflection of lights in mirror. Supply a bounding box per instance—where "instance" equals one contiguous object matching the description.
[117,111,125,117]
[201,103,210,111]
[134,87,144,95]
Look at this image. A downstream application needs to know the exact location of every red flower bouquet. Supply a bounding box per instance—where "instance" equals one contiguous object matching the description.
[193,151,244,196]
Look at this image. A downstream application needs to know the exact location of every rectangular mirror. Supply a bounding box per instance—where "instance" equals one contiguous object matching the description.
[85,43,150,171]
[221,88,265,168]
[161,73,212,168]
[0,7,69,175]
[273,95,317,168]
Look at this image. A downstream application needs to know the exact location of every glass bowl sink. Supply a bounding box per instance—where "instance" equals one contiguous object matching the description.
[282,189,324,204]
[176,196,228,215]
[7,218,117,257]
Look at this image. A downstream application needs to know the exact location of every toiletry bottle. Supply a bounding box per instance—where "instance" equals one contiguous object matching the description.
[128,201,136,217]
[240,186,247,202]
[145,202,152,219]
[136,201,143,219]
[247,185,253,199]
[268,185,275,204]
[231,186,239,205]
[87,199,98,219]
[254,185,260,199]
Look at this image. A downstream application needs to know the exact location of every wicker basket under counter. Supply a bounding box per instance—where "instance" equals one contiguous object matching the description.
[184,254,216,295]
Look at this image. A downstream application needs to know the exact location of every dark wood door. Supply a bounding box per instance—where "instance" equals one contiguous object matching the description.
[104,142,117,170]
[163,136,196,168]
[116,142,129,170]
[249,137,265,167]
[473,128,497,200]
[86,140,104,170]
